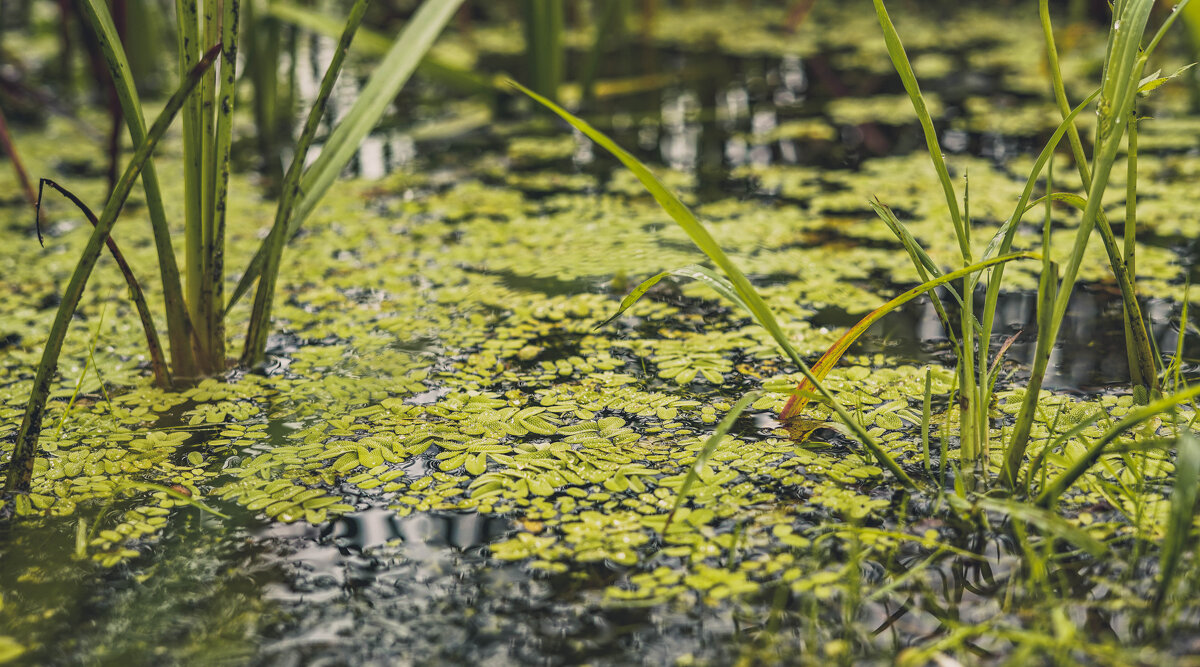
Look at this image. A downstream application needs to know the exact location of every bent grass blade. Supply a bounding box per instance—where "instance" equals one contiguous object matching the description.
[778,252,1040,421]
[36,179,171,387]
[512,79,915,489]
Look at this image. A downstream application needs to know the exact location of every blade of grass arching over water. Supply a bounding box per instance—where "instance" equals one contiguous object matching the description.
[79,0,196,379]
[2,46,219,494]
[593,264,755,330]
[664,392,760,533]
[37,178,171,388]
[228,0,464,312]
[1153,429,1200,612]
[777,252,1039,421]
[1035,383,1200,508]
[241,0,368,366]
[512,80,914,489]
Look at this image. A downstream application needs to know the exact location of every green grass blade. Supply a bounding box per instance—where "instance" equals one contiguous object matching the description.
[3,45,219,494]
[291,0,463,230]
[512,79,915,489]
[176,0,204,361]
[974,497,1106,558]
[1154,429,1200,611]
[872,0,969,262]
[1143,0,1194,60]
[663,392,760,533]
[79,0,196,379]
[1035,383,1200,507]
[266,2,497,94]
[1002,260,1060,488]
[37,179,171,388]
[779,252,1038,421]
[594,264,754,330]
[241,0,368,366]
[229,0,464,312]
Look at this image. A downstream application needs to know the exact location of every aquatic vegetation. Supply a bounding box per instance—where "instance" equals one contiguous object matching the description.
[4,0,463,491]
[6,1,1200,663]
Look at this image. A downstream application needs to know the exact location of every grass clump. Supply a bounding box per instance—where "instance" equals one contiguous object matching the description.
[516,0,1199,528]
[3,0,464,492]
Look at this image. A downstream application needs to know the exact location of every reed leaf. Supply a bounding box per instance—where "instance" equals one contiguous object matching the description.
[79,0,197,379]
[778,252,1039,421]
[200,0,241,370]
[512,79,915,489]
[3,45,219,494]
[229,0,465,312]
[1154,430,1200,611]
[241,0,368,366]
[664,392,760,533]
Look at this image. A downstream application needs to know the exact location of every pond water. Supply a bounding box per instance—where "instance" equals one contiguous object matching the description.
[2,2,1200,665]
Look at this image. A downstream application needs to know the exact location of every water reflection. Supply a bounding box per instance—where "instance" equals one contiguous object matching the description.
[859,288,1199,390]
[324,508,511,552]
